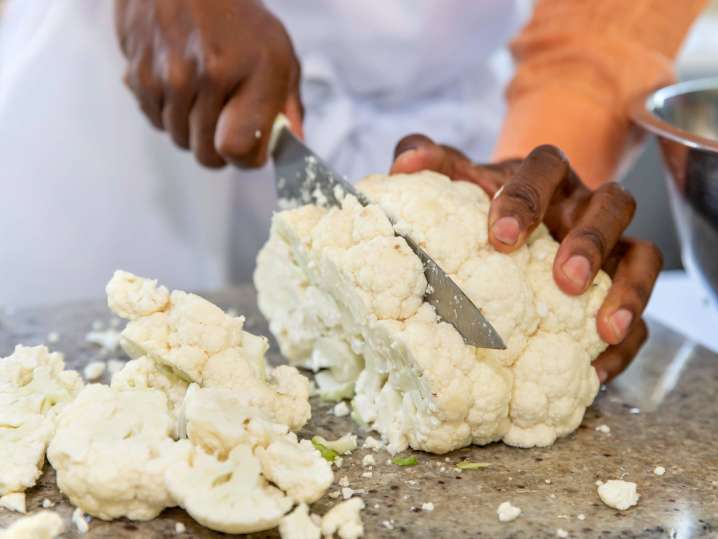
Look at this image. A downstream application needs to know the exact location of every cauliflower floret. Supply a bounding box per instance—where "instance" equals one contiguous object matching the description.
[110,355,188,436]
[255,171,610,452]
[279,503,320,539]
[320,497,365,539]
[0,510,64,539]
[106,270,169,320]
[47,385,188,520]
[165,444,292,534]
[597,480,640,511]
[0,346,83,495]
[107,271,312,431]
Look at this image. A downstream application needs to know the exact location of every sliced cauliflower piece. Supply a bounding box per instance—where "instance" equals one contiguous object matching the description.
[255,433,333,503]
[110,355,188,436]
[106,270,169,320]
[0,346,83,495]
[165,444,292,534]
[255,171,610,452]
[0,510,64,539]
[107,271,312,430]
[279,503,321,539]
[47,385,188,520]
[321,497,365,539]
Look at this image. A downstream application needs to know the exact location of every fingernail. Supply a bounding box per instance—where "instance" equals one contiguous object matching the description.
[491,216,520,246]
[561,255,591,290]
[609,309,633,341]
[596,369,608,383]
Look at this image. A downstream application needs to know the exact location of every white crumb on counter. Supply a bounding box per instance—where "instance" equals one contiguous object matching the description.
[362,455,375,467]
[595,424,611,434]
[47,331,60,343]
[362,436,383,450]
[0,492,26,513]
[557,528,569,538]
[497,501,521,522]
[83,361,106,381]
[72,507,90,533]
[333,456,344,468]
[333,401,350,417]
[654,466,666,476]
[338,476,349,488]
[361,471,373,479]
[42,498,55,508]
[577,514,586,520]
[382,520,394,530]
[597,480,640,510]
[175,522,186,533]
[545,479,552,484]
[629,407,641,415]
[328,491,340,499]
[85,328,121,351]
[421,502,434,512]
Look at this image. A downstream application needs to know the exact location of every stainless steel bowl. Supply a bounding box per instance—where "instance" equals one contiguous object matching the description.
[632,78,718,305]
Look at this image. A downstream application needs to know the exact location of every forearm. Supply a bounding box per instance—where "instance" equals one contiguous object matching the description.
[494,0,707,188]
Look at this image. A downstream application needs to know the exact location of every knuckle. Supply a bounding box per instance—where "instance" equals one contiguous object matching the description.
[528,144,568,166]
[602,182,637,214]
[503,181,543,219]
[201,56,231,89]
[576,226,608,259]
[165,64,193,95]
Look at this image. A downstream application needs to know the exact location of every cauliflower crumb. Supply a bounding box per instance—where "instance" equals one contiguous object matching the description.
[577,514,586,520]
[497,501,521,522]
[654,466,666,476]
[42,498,55,508]
[421,502,435,512]
[329,491,340,499]
[333,401,350,417]
[175,522,186,533]
[557,528,569,538]
[595,424,611,434]
[629,407,641,415]
[83,361,106,381]
[338,476,350,488]
[47,331,60,343]
[341,487,355,500]
[362,455,375,467]
[362,436,383,451]
[545,479,552,484]
[361,471,373,479]
[382,520,394,530]
[72,507,90,534]
[0,492,26,513]
[85,328,121,352]
[597,480,640,511]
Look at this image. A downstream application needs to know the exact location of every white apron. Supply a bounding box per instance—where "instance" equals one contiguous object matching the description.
[0,0,521,307]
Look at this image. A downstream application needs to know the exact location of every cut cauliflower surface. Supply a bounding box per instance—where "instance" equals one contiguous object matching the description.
[165,444,293,534]
[255,172,610,452]
[0,510,64,539]
[0,346,83,495]
[182,384,333,505]
[106,270,311,430]
[47,384,189,521]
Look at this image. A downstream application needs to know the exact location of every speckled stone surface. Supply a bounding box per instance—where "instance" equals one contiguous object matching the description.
[0,286,716,538]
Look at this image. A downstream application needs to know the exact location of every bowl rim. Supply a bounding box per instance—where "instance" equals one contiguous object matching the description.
[630,77,718,154]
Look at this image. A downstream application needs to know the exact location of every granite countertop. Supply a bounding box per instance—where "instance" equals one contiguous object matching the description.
[1,286,716,538]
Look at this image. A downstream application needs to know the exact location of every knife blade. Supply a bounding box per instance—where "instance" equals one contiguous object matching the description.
[270,120,505,350]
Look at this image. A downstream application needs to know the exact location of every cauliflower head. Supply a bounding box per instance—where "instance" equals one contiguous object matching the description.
[255,171,610,452]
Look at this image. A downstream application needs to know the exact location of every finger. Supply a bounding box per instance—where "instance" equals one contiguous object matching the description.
[126,48,164,130]
[596,238,663,344]
[283,62,304,140]
[592,318,648,383]
[161,58,196,150]
[215,62,290,168]
[488,145,569,253]
[552,183,636,295]
[189,90,226,169]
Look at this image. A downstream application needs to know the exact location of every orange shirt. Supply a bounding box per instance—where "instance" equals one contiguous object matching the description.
[493,0,708,188]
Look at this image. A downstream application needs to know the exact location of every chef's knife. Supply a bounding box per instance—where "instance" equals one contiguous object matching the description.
[269,117,506,350]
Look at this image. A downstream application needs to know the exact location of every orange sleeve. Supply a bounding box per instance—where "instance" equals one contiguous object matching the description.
[493,0,707,188]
